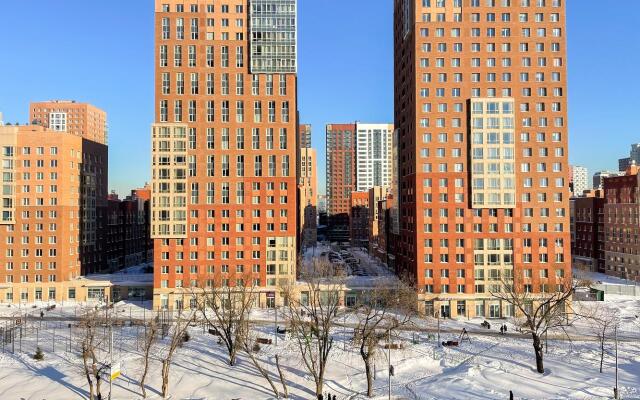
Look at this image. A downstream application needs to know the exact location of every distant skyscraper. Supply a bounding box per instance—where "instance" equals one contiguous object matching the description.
[618,143,640,171]
[630,144,640,165]
[569,165,588,196]
[355,123,394,192]
[393,0,570,318]
[151,0,299,310]
[619,157,631,171]
[326,123,356,216]
[317,195,327,214]
[593,170,623,190]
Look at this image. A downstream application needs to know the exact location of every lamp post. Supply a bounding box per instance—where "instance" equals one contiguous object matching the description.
[614,325,619,400]
[388,329,391,400]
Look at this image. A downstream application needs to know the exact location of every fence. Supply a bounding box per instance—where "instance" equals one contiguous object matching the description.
[592,283,640,297]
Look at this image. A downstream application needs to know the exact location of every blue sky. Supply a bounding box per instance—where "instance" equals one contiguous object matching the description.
[0,1,638,195]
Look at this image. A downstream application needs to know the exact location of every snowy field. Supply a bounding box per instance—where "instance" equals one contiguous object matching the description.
[0,296,638,400]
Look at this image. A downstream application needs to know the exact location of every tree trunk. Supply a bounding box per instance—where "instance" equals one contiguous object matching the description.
[140,361,149,398]
[315,380,323,398]
[83,354,95,400]
[229,347,237,366]
[599,329,605,374]
[275,355,289,398]
[532,333,545,373]
[95,374,102,399]
[140,332,154,398]
[161,359,170,398]
[364,356,374,397]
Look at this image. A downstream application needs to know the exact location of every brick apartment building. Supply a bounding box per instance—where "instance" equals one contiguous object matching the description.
[571,190,604,273]
[350,191,369,249]
[603,166,640,282]
[0,109,108,303]
[151,0,299,310]
[326,123,356,217]
[106,186,153,272]
[393,0,570,318]
[298,146,317,250]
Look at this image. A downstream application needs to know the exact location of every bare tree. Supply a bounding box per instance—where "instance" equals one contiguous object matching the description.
[576,302,620,373]
[159,311,193,398]
[195,273,257,366]
[139,318,159,398]
[491,276,575,373]
[352,279,417,397]
[284,259,344,398]
[78,310,108,400]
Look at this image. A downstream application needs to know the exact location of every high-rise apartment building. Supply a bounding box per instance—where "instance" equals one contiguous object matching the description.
[571,189,604,274]
[368,186,389,254]
[299,124,312,149]
[30,101,108,145]
[326,123,356,217]
[151,0,298,310]
[350,191,369,249]
[393,0,570,318]
[299,146,317,249]
[0,120,108,303]
[569,165,588,197]
[30,101,109,274]
[106,187,153,272]
[355,123,394,192]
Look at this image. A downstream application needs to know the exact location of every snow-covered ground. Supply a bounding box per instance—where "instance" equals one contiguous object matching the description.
[0,295,638,400]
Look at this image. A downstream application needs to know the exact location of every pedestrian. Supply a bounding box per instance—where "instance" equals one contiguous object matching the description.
[500,325,504,335]
[40,310,44,319]
[503,324,508,333]
[510,390,514,400]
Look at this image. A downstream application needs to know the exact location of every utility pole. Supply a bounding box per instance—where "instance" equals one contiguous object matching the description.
[109,321,113,400]
[437,311,441,343]
[387,329,391,400]
[614,325,619,400]
[343,313,347,351]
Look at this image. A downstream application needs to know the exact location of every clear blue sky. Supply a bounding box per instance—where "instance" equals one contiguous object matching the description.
[0,1,638,195]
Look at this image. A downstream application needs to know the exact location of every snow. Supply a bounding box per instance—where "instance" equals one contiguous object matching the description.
[0,295,638,399]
